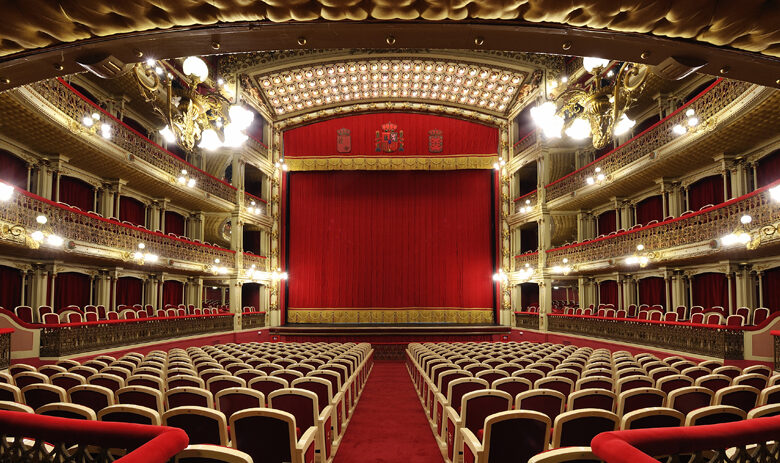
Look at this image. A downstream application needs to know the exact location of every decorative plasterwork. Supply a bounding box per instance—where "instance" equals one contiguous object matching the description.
[250,57,532,118]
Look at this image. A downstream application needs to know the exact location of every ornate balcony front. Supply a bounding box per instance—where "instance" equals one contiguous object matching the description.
[512,130,538,157]
[243,192,267,217]
[544,79,755,204]
[20,78,239,205]
[513,190,538,215]
[243,252,268,272]
[0,186,236,272]
[513,251,539,272]
[545,182,780,271]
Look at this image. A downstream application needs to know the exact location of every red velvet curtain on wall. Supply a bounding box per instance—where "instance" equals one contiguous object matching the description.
[54,272,90,310]
[0,149,28,190]
[58,176,94,211]
[520,283,539,309]
[116,277,143,307]
[287,170,494,312]
[0,265,22,310]
[599,280,619,306]
[243,230,262,255]
[635,196,664,225]
[164,211,185,236]
[692,272,728,310]
[119,196,146,226]
[162,280,183,307]
[688,175,724,211]
[638,277,665,308]
[762,267,780,312]
[242,283,261,310]
[757,150,780,188]
[597,210,617,236]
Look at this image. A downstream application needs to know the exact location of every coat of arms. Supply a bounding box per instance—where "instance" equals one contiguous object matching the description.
[428,129,443,153]
[375,121,404,153]
[337,128,351,153]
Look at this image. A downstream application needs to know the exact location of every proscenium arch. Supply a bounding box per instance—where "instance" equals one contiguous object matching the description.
[1,20,779,92]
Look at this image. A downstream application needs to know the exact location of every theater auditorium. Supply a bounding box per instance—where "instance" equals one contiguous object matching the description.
[0,1,778,462]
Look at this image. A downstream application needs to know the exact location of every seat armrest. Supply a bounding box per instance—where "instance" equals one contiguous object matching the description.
[296,426,318,463]
[445,405,461,426]
[318,404,334,424]
[461,428,483,463]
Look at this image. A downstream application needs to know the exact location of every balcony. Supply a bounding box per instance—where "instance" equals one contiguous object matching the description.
[545,181,780,271]
[512,130,538,157]
[543,79,768,208]
[513,251,539,272]
[513,190,538,215]
[243,192,268,217]
[3,78,239,210]
[243,252,268,272]
[0,186,236,272]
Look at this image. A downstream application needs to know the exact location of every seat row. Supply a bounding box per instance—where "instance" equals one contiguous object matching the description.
[9,303,225,324]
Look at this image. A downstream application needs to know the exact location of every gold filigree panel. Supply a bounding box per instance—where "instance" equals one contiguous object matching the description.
[288,308,493,324]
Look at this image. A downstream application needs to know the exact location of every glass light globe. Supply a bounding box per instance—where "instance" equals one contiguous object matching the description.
[187,178,196,188]
[614,113,636,135]
[583,57,610,73]
[47,234,64,247]
[228,105,254,130]
[565,118,591,140]
[145,253,159,262]
[160,125,176,143]
[36,215,47,224]
[183,56,209,82]
[223,123,248,148]
[31,230,44,242]
[0,182,14,201]
[770,185,780,202]
[199,129,222,151]
[740,214,752,224]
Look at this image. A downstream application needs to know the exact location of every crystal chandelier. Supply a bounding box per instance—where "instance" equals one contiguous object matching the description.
[133,56,254,152]
[531,58,649,149]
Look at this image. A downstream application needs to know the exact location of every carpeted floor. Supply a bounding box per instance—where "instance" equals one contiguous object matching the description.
[334,361,443,463]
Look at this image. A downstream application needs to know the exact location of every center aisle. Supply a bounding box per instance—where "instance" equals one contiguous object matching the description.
[335,361,443,463]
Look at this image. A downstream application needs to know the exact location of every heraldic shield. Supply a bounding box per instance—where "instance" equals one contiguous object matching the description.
[375,121,404,153]
[337,128,351,153]
[428,129,443,153]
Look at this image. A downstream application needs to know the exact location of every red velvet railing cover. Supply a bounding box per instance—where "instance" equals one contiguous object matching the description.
[546,312,780,332]
[592,415,780,463]
[0,307,233,329]
[245,191,268,204]
[0,410,188,463]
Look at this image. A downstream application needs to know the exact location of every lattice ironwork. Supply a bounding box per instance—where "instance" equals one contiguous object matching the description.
[514,312,540,330]
[512,130,537,157]
[513,251,539,271]
[244,192,267,216]
[547,315,745,359]
[514,190,538,214]
[545,80,753,202]
[241,312,266,330]
[24,79,237,203]
[243,252,268,272]
[0,332,9,370]
[0,188,236,270]
[775,335,780,372]
[39,315,235,357]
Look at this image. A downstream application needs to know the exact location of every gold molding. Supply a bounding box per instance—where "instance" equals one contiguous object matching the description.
[286,155,497,171]
[288,308,493,324]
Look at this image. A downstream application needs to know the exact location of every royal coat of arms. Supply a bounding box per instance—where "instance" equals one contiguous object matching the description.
[337,128,351,153]
[375,121,404,153]
[428,129,443,153]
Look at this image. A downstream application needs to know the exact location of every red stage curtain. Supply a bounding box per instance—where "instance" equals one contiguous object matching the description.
[763,267,780,312]
[520,283,539,309]
[597,210,617,236]
[692,272,728,310]
[164,211,185,236]
[0,149,28,190]
[688,175,724,211]
[0,265,22,310]
[116,277,143,307]
[757,150,780,188]
[119,196,146,226]
[599,280,618,306]
[243,230,262,255]
[242,283,261,310]
[284,113,498,157]
[635,195,664,225]
[58,176,94,211]
[287,170,494,312]
[638,277,665,308]
[54,272,90,310]
[162,280,183,307]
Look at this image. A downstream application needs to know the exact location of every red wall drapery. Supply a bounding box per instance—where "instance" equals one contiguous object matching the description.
[520,283,539,309]
[757,150,780,188]
[162,280,183,307]
[58,176,94,211]
[119,196,146,227]
[243,230,262,255]
[116,277,143,307]
[635,195,664,225]
[54,272,90,310]
[597,210,617,236]
[688,175,724,211]
[0,149,28,190]
[287,170,494,313]
[692,272,728,310]
[283,113,498,157]
[0,265,22,310]
[638,277,665,308]
[599,280,619,306]
[242,283,261,310]
[763,267,780,312]
[164,211,185,236]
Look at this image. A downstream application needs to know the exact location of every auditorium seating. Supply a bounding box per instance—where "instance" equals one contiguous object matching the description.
[407,341,778,463]
[2,303,242,325]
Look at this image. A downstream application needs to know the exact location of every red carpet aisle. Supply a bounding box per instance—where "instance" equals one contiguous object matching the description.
[335,361,443,463]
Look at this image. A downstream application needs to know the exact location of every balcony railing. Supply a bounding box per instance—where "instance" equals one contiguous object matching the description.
[512,130,538,156]
[244,191,267,216]
[247,135,269,157]
[514,312,540,330]
[243,252,268,271]
[0,186,236,270]
[544,79,753,202]
[513,251,539,271]
[27,78,238,203]
[0,329,10,370]
[546,181,780,268]
[513,189,538,214]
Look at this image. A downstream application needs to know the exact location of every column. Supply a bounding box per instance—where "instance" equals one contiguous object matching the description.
[50,272,56,308]
[89,274,95,305]
[539,277,552,331]
[758,271,764,307]
[20,270,27,307]
[110,276,118,311]
[28,265,48,315]
[229,278,242,330]
[664,274,671,310]
[230,213,243,252]
[147,202,161,232]
[726,273,734,314]
[94,271,111,309]
[144,275,158,309]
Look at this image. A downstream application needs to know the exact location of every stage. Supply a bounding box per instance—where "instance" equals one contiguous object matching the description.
[269,324,511,359]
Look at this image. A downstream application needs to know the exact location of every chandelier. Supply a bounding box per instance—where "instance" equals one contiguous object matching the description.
[531,58,649,149]
[133,56,254,152]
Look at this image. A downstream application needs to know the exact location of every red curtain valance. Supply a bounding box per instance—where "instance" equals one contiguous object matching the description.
[283,113,498,157]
